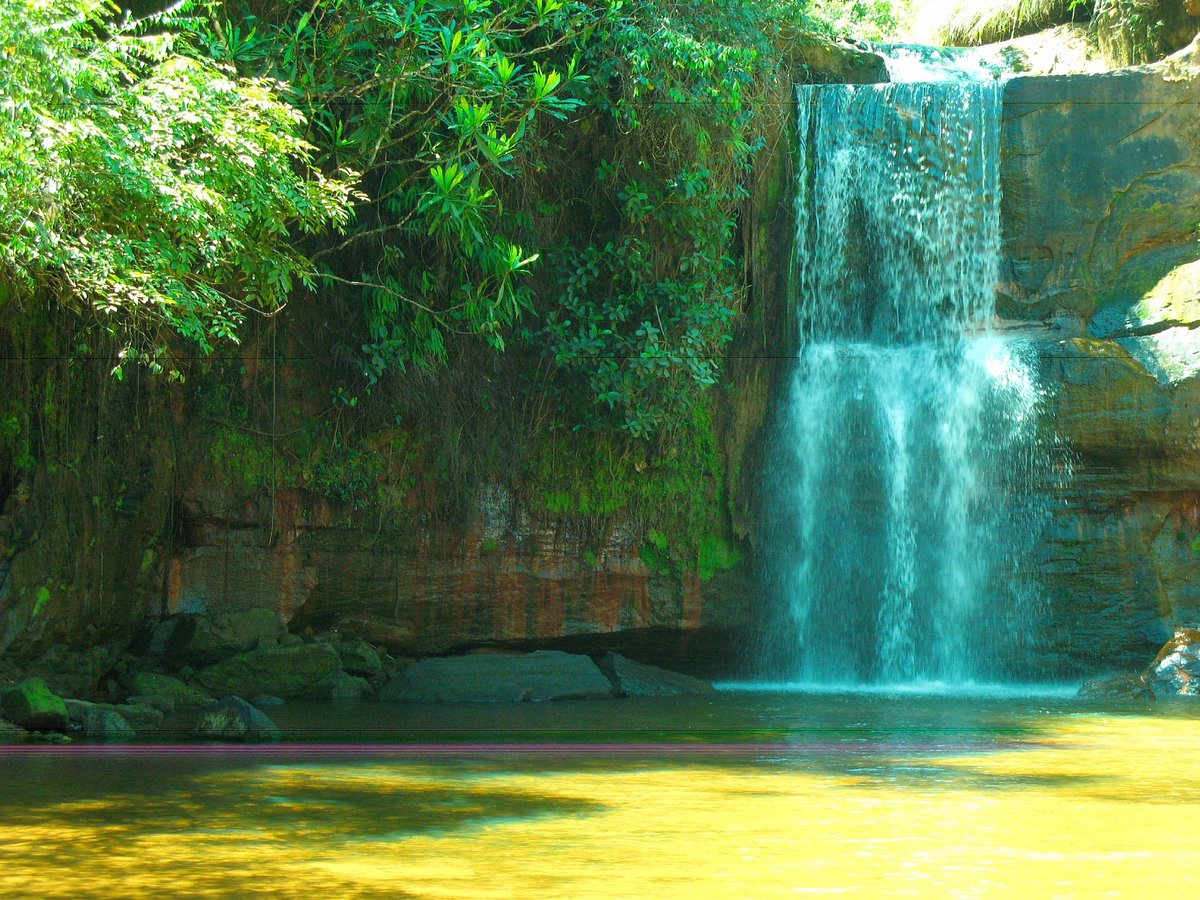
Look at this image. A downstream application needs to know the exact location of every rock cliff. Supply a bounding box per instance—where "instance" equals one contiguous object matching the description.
[1001,39,1200,672]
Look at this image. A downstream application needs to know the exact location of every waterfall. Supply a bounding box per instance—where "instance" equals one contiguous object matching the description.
[764,75,1052,686]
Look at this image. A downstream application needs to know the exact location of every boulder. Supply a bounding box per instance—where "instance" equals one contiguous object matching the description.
[1078,672,1154,701]
[126,672,215,713]
[64,700,136,741]
[195,643,342,699]
[379,650,614,703]
[305,670,372,702]
[194,696,282,742]
[0,677,69,731]
[599,652,717,697]
[1145,627,1200,696]
[107,703,165,732]
[251,694,285,710]
[334,639,385,680]
[0,719,27,743]
[165,608,285,667]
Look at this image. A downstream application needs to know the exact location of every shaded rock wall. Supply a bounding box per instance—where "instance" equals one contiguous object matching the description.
[1001,40,1200,672]
[167,478,752,670]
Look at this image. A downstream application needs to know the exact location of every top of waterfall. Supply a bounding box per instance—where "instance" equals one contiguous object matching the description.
[876,44,1014,83]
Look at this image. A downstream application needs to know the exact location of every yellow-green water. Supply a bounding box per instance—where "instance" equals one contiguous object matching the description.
[2,692,1198,897]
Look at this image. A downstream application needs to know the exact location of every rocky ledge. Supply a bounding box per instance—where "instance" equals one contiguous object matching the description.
[0,612,716,743]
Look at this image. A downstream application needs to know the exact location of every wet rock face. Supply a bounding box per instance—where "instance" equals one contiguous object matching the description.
[1146,627,1200,696]
[1076,627,1200,699]
[999,45,1200,674]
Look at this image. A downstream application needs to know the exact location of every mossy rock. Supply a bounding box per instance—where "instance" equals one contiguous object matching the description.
[127,672,215,712]
[195,643,342,699]
[0,720,27,743]
[0,677,69,731]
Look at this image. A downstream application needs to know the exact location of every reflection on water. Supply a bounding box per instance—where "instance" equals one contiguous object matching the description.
[2,693,1199,897]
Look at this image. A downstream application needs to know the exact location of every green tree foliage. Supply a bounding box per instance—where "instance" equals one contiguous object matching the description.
[534,3,768,437]
[202,0,879,436]
[2,0,900,434]
[201,0,598,376]
[0,0,356,364]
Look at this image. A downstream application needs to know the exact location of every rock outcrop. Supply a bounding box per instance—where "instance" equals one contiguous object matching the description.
[379,650,615,703]
[1001,40,1200,673]
[600,652,717,697]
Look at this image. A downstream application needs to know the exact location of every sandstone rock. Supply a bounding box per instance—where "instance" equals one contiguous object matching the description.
[1145,627,1200,696]
[1,677,69,731]
[127,672,215,713]
[64,699,136,740]
[1078,672,1154,700]
[600,652,717,697]
[379,650,614,703]
[333,639,385,680]
[194,696,282,742]
[195,643,342,699]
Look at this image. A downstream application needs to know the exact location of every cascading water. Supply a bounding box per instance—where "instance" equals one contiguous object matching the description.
[763,66,1054,687]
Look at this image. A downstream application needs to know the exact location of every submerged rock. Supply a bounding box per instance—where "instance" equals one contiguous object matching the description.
[64,700,136,741]
[1,677,70,731]
[380,650,614,703]
[195,643,342,699]
[599,652,716,698]
[194,696,282,742]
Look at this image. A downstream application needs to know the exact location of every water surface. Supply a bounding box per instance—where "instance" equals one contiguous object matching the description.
[2,692,1198,896]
